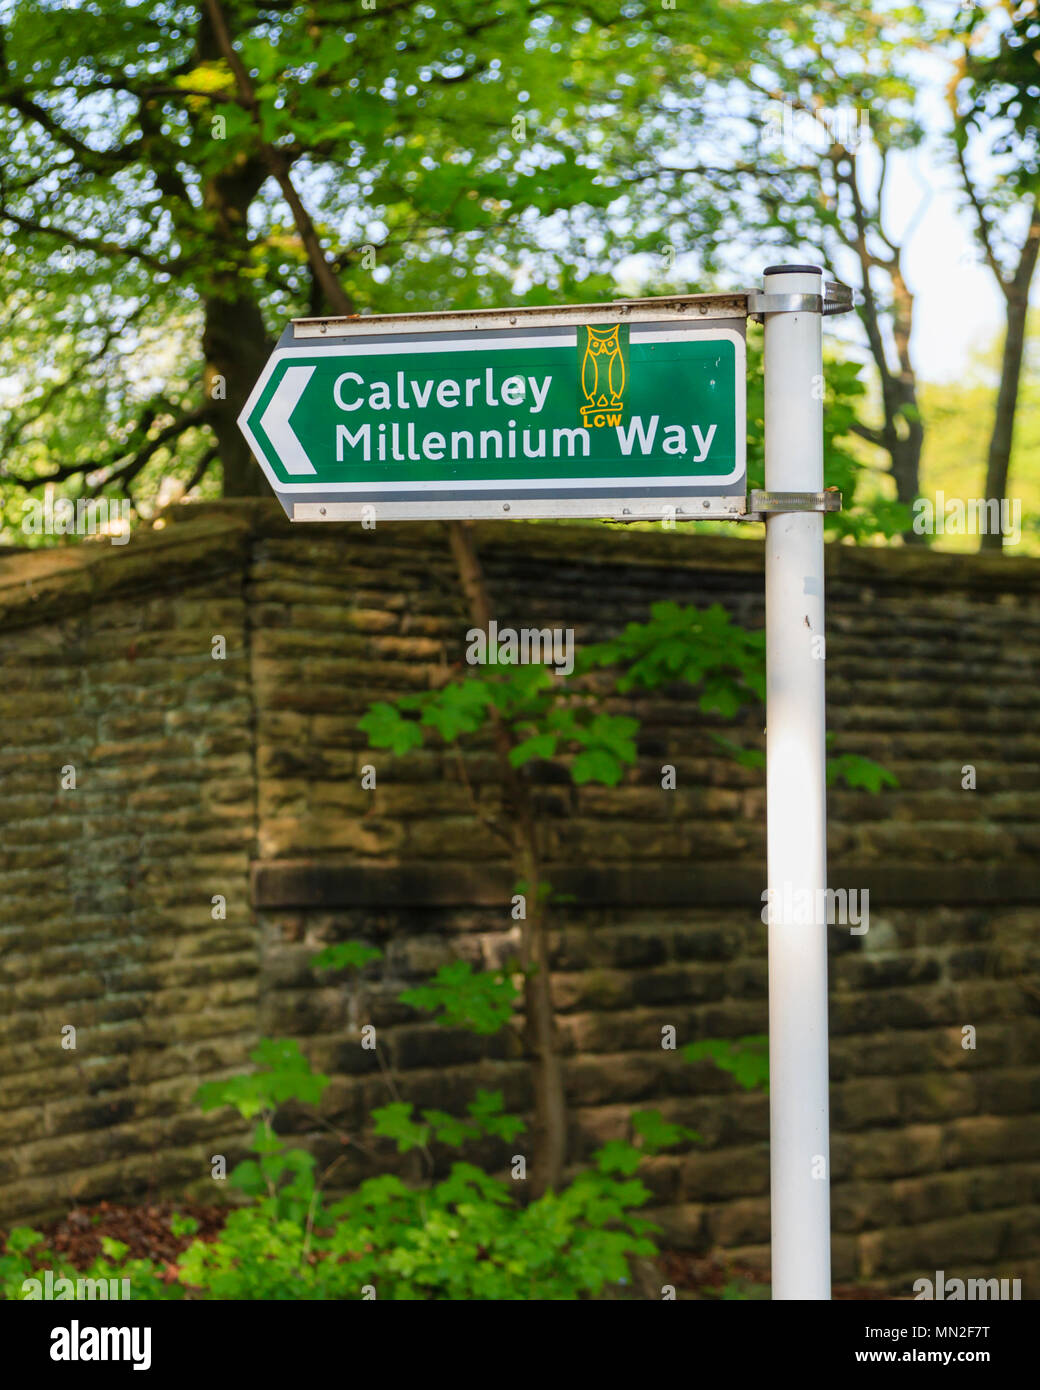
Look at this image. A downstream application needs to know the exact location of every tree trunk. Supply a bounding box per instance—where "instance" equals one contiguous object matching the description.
[980,292,1028,553]
[887,269,925,542]
[445,519,568,1194]
[516,834,568,1195]
[848,229,924,542]
[885,395,924,543]
[192,6,275,498]
[186,150,272,497]
[202,289,272,498]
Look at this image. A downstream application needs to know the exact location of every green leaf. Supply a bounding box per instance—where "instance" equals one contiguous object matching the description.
[195,1038,328,1118]
[5,1227,44,1255]
[571,748,624,785]
[399,961,519,1035]
[630,1109,701,1152]
[350,1174,412,1209]
[508,732,557,767]
[827,752,899,793]
[699,681,742,718]
[359,702,425,755]
[311,941,383,973]
[251,1122,284,1155]
[372,1103,431,1153]
[421,1109,478,1147]
[683,1036,770,1092]
[419,680,492,741]
[228,1159,266,1197]
[709,732,766,771]
[468,1089,525,1141]
[594,1140,643,1176]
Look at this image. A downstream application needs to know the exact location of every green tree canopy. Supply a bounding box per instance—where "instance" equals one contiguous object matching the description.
[0,0,739,515]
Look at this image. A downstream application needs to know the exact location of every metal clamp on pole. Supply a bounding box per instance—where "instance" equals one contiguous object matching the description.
[744,488,842,521]
[746,280,855,322]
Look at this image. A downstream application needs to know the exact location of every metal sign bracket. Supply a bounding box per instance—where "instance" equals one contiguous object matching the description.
[747,281,855,321]
[744,488,842,521]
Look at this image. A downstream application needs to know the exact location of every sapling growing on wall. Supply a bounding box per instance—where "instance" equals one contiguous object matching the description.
[359,553,896,1194]
[360,587,767,1193]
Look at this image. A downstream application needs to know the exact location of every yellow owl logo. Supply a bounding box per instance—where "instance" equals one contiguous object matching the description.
[580,325,626,427]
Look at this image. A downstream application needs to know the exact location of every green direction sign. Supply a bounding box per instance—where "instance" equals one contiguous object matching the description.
[239,303,746,521]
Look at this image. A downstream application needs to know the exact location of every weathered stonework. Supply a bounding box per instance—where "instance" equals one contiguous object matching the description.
[1,500,1038,1296]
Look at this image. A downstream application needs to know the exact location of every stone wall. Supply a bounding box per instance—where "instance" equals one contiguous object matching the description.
[1,501,1038,1296]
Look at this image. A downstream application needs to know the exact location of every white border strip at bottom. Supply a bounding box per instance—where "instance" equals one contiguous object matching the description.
[292,496,748,522]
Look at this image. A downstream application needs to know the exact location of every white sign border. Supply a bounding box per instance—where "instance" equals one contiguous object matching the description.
[239,326,746,498]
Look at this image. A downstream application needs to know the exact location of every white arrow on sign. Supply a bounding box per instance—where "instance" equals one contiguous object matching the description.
[259,365,316,474]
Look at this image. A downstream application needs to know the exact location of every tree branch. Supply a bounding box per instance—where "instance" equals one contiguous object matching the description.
[180,444,220,499]
[951,133,1008,292]
[3,403,213,491]
[203,0,353,316]
[0,309,143,455]
[1012,195,1040,298]
[0,208,179,274]
[0,89,142,169]
[848,420,885,448]
[97,405,215,495]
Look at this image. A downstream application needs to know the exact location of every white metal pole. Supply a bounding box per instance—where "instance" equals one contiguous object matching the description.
[762,264,831,1300]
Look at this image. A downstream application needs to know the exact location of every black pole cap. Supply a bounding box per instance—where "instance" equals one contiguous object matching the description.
[763,263,823,275]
